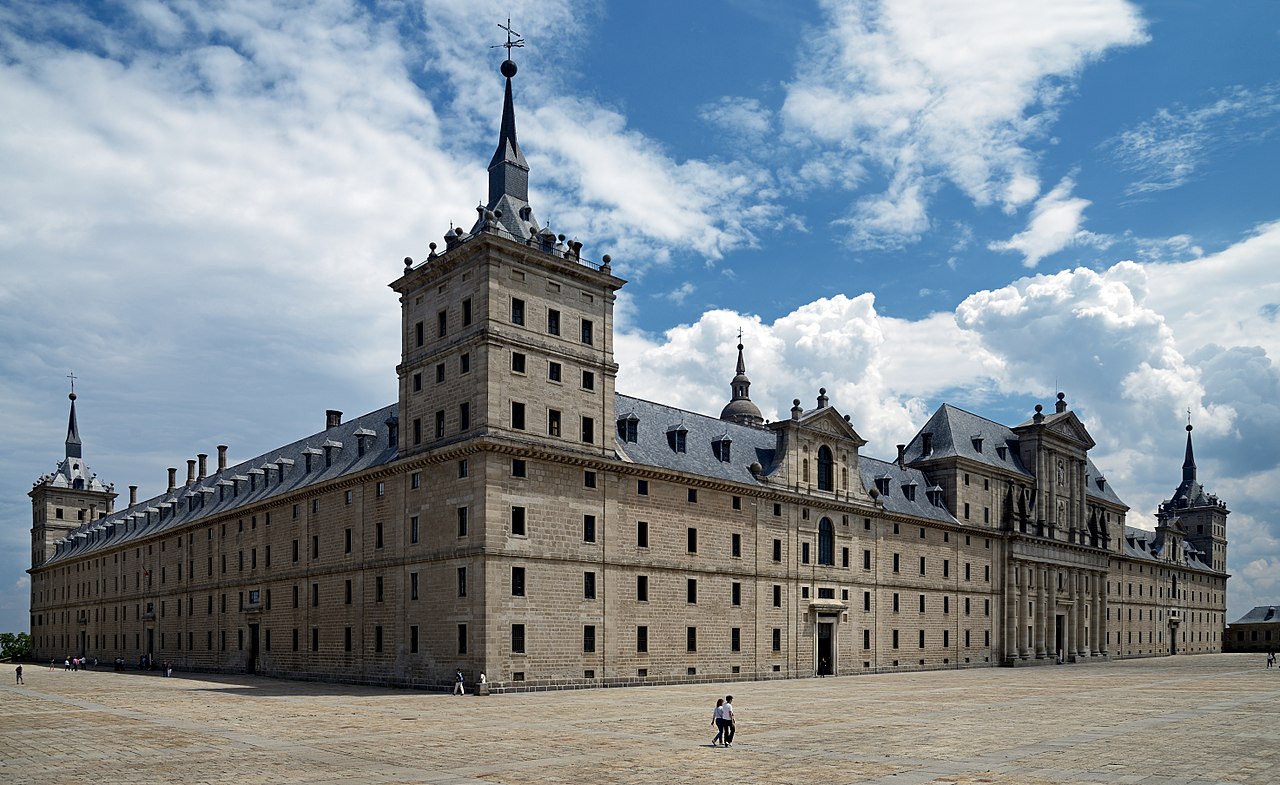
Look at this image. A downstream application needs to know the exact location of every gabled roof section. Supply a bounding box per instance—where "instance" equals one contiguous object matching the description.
[787,404,867,447]
[1084,457,1126,508]
[1121,525,1213,572]
[1231,606,1280,625]
[1013,407,1096,450]
[615,393,777,484]
[858,456,957,524]
[904,404,1032,476]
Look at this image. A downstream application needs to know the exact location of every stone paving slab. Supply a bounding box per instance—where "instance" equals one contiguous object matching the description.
[3,654,1279,785]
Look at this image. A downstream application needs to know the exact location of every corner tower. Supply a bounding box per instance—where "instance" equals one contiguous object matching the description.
[1158,422,1229,573]
[29,387,116,567]
[391,51,625,460]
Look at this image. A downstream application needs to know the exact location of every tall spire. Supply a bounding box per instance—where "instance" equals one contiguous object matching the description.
[720,331,764,427]
[473,20,540,241]
[1182,421,1196,485]
[65,378,82,459]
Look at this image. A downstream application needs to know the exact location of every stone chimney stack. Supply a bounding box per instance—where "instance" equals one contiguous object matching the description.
[197,453,208,480]
[129,485,138,506]
[167,467,177,492]
[186,459,197,485]
[897,444,906,468]
[217,445,228,472]
[326,410,343,429]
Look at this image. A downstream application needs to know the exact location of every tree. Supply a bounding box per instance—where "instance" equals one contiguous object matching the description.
[0,632,33,660]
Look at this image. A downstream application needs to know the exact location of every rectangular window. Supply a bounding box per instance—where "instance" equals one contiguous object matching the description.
[415,320,424,347]
[435,409,445,438]
[772,628,782,652]
[312,628,319,652]
[548,409,561,437]
[345,580,352,605]
[687,578,698,604]
[411,472,421,489]
[511,401,526,430]
[584,470,597,488]
[773,539,782,562]
[920,556,926,575]
[410,625,419,654]
[893,593,900,613]
[687,527,698,553]
[458,624,467,654]
[919,630,926,648]
[511,352,526,373]
[636,520,648,548]
[457,506,468,537]
[412,372,422,392]
[511,566,525,596]
[512,458,527,477]
[732,532,741,558]
[686,626,697,652]
[583,571,596,599]
[410,572,419,600]
[311,583,319,607]
[435,363,445,383]
[583,515,597,543]
[943,559,950,578]
[413,418,422,444]
[802,542,810,564]
[581,416,594,443]
[864,591,871,612]
[376,576,384,603]
[457,567,467,597]
[731,627,741,652]
[773,585,782,607]
[375,625,384,653]
[583,625,596,653]
[376,522,384,549]
[344,528,352,554]
[637,479,649,495]
[511,624,525,654]
[892,630,899,649]
[637,625,648,653]
[581,319,594,345]
[410,515,420,544]
[462,297,472,326]
[548,361,562,382]
[459,402,470,430]
[511,506,526,536]
[637,575,648,602]
[581,370,595,390]
[458,459,468,478]
[511,298,525,325]
[919,594,926,613]
[687,488,698,503]
[732,582,742,606]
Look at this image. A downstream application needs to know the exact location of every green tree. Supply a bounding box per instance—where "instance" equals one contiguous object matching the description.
[0,632,33,660]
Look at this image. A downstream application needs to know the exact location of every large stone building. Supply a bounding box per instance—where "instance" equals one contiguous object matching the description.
[27,58,1229,690]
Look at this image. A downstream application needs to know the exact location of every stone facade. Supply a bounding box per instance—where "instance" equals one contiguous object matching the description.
[26,58,1229,691]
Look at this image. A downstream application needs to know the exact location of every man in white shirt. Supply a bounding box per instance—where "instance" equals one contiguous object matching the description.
[722,696,736,746]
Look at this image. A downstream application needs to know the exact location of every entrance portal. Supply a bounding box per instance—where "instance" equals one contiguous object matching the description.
[817,621,834,675]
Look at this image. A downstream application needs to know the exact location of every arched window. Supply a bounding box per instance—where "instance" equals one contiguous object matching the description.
[817,445,834,492]
[818,517,834,566]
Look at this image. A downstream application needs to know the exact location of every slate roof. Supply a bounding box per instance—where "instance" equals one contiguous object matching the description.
[1230,606,1280,625]
[904,404,1032,477]
[858,456,957,524]
[46,405,398,565]
[613,393,776,484]
[1121,525,1213,572]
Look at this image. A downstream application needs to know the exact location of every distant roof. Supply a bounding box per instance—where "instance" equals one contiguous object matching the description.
[905,403,1033,476]
[1230,606,1280,626]
[614,393,776,484]
[1122,525,1213,572]
[859,456,957,524]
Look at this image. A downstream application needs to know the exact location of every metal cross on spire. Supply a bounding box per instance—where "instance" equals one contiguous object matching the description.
[492,18,525,58]
[67,371,77,395]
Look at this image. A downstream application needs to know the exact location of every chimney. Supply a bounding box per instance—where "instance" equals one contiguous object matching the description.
[326,410,343,429]
[186,459,197,485]
[197,453,208,480]
[896,444,906,468]
[167,467,177,492]
[922,433,933,456]
[129,485,138,506]
[385,415,399,449]
[217,445,228,472]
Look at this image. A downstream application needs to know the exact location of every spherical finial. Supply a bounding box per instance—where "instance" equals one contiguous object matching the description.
[602,254,611,264]
[1057,392,1065,402]
[403,256,413,267]
[819,387,827,395]
[69,392,77,402]
[1034,404,1043,413]
[1186,423,1193,433]
[501,59,518,78]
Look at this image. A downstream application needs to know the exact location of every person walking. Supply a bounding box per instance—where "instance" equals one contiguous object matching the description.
[711,698,726,746]
[15,665,23,685]
[453,669,465,695]
[1267,651,1275,669]
[722,695,736,747]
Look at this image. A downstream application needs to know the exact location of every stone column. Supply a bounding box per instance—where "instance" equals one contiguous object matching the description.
[1091,570,1103,656]
[1006,561,1020,662]
[1070,570,1082,658]
[1034,567,1046,658]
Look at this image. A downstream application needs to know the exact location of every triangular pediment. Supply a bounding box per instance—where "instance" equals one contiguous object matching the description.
[794,407,867,447]
[1045,412,1096,449]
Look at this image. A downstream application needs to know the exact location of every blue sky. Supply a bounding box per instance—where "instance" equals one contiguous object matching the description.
[1,0,1277,634]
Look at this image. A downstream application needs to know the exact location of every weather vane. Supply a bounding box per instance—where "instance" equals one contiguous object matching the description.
[492,18,525,59]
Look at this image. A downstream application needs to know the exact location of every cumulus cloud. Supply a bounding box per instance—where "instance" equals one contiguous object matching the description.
[698,96,773,140]
[1104,83,1280,195]
[782,0,1147,247]
[988,176,1113,267]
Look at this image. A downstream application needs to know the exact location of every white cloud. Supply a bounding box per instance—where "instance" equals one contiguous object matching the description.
[782,0,1147,247]
[698,96,773,139]
[1105,83,1280,195]
[660,282,696,305]
[988,176,1111,267]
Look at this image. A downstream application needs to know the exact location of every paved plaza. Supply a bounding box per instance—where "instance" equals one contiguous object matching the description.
[3,654,1277,785]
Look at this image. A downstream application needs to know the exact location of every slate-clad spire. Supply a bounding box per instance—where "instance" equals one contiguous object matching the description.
[1182,422,1196,485]
[65,391,82,459]
[720,335,764,427]
[472,54,540,241]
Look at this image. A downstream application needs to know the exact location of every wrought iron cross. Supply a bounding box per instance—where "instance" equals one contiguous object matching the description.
[492,18,525,57]
[67,371,77,394]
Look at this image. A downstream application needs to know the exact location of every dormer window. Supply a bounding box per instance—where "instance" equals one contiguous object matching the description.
[616,415,639,443]
[971,436,983,453]
[925,485,945,508]
[1095,476,1106,491]
[901,481,917,501]
[712,437,732,463]
[875,475,891,496]
[996,445,1007,460]
[667,425,687,454]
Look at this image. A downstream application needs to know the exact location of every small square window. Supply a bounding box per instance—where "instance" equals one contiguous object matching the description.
[581,370,595,390]
[511,352,526,373]
[584,470,597,488]
[548,361,562,382]
[637,479,649,496]
[512,459,527,478]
